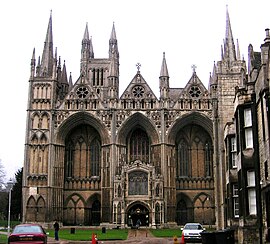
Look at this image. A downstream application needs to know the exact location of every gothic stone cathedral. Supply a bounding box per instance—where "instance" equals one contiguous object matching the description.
[23,8,267,241]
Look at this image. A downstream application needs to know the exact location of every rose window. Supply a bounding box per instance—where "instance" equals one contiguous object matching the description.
[76,86,89,99]
[189,86,201,98]
[132,86,144,98]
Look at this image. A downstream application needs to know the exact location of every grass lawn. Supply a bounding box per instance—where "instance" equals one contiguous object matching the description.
[45,228,184,241]
[47,228,129,241]
[0,234,7,243]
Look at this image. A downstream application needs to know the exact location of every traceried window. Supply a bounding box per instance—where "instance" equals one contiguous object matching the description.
[90,138,101,177]
[64,125,101,179]
[244,108,253,148]
[76,86,89,99]
[231,137,237,168]
[177,139,190,177]
[247,170,256,215]
[205,142,212,176]
[233,184,239,217]
[189,86,201,98]
[132,86,144,98]
[129,128,149,163]
[128,171,148,195]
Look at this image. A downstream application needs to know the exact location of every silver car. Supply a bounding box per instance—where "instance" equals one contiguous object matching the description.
[181,223,205,242]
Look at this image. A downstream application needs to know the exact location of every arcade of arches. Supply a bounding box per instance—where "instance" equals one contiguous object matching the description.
[25,117,215,227]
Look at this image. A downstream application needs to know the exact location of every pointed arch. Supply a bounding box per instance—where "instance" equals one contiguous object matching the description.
[25,196,37,221]
[155,202,161,224]
[168,112,213,144]
[90,137,101,177]
[36,196,46,222]
[64,125,101,180]
[129,127,150,163]
[176,193,193,225]
[116,112,159,145]
[40,112,49,129]
[56,112,109,145]
[63,193,86,225]
[193,192,213,224]
[32,113,40,129]
[85,194,101,226]
[40,133,47,144]
[177,138,190,177]
[31,134,39,144]
[117,202,121,224]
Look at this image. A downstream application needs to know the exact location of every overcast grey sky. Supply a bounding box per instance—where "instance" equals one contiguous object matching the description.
[0,0,270,181]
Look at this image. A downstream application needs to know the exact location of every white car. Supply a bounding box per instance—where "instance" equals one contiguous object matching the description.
[181,223,205,242]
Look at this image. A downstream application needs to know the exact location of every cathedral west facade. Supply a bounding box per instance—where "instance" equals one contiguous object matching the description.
[22,8,270,244]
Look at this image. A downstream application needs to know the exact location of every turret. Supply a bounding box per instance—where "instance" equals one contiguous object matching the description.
[107,23,119,100]
[109,23,119,59]
[159,52,170,100]
[80,23,94,76]
[261,28,270,64]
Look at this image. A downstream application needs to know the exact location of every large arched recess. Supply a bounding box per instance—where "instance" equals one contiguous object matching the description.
[55,112,110,145]
[116,112,159,145]
[167,112,213,145]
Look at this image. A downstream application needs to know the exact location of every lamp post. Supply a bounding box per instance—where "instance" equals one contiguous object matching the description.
[7,179,14,236]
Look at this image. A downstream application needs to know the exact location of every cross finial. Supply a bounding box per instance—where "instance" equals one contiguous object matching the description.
[136,63,141,71]
[191,64,197,73]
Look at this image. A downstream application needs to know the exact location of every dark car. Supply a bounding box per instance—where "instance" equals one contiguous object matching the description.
[8,224,47,244]
[181,223,205,242]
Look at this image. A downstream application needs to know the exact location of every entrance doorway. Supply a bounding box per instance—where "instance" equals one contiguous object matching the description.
[127,203,149,227]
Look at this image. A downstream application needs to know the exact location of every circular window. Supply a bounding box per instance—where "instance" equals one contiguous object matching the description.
[132,86,144,98]
[189,86,201,98]
[76,86,89,99]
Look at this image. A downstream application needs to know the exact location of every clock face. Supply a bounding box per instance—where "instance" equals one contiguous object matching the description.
[76,86,89,99]
[132,86,144,98]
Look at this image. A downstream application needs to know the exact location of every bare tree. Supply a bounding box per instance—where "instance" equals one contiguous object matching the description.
[0,159,6,189]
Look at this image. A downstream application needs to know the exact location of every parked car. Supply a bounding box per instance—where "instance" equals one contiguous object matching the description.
[181,222,205,242]
[8,224,48,244]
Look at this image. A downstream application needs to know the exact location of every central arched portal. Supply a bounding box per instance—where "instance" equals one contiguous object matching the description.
[127,203,150,227]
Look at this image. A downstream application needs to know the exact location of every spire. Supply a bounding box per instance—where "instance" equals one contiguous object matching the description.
[89,36,94,58]
[30,48,36,78]
[61,61,68,84]
[236,39,241,60]
[69,72,73,91]
[223,6,236,61]
[109,22,119,59]
[248,44,254,74]
[81,23,94,59]
[40,11,54,76]
[160,52,169,77]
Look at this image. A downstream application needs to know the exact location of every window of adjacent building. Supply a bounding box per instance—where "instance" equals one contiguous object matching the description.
[244,108,253,148]
[231,137,237,168]
[247,170,257,215]
[233,184,239,217]
[261,97,266,141]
